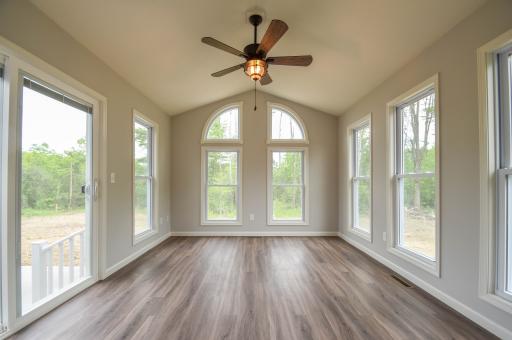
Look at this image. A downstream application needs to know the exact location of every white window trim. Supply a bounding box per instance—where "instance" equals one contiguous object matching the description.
[478,28,512,314]
[132,109,158,245]
[267,146,309,226]
[386,74,441,277]
[347,114,372,242]
[200,146,243,226]
[266,102,309,144]
[201,102,243,144]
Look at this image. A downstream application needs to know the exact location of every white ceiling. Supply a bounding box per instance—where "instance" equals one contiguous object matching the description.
[31,0,486,116]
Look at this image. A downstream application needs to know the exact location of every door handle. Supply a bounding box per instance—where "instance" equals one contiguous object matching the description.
[93,179,99,201]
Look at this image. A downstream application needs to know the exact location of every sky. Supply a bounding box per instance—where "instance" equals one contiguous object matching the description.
[22,87,87,153]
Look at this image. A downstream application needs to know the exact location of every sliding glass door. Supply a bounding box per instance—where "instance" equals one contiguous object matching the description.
[18,76,93,315]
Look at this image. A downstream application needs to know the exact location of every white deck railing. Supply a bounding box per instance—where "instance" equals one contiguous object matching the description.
[31,229,85,303]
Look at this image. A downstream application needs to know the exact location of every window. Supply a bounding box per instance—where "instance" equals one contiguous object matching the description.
[267,148,309,225]
[201,147,242,224]
[387,75,439,275]
[267,104,309,225]
[348,116,372,240]
[133,112,156,240]
[267,103,308,143]
[202,104,242,142]
[479,31,512,313]
[201,103,243,225]
[496,45,512,302]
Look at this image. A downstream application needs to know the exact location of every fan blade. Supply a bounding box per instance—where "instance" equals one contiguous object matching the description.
[211,64,245,77]
[267,55,313,66]
[201,37,247,58]
[260,72,272,85]
[256,20,288,55]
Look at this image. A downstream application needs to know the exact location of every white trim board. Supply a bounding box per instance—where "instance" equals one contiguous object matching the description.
[170,231,338,237]
[338,233,512,339]
[102,232,171,279]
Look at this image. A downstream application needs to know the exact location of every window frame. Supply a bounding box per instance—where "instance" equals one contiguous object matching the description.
[347,114,372,241]
[132,110,158,244]
[386,74,440,277]
[267,102,309,144]
[478,28,512,314]
[201,102,243,144]
[200,146,243,226]
[267,146,309,226]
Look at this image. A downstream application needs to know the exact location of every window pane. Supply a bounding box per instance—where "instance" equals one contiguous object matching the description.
[206,107,239,140]
[134,178,150,234]
[272,151,303,185]
[273,186,302,220]
[400,93,436,174]
[355,125,371,177]
[134,121,150,176]
[354,179,370,232]
[507,173,512,293]
[207,186,237,220]
[207,151,238,185]
[271,108,304,140]
[399,176,436,259]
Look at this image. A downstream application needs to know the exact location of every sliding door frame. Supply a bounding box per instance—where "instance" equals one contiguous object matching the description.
[0,37,108,337]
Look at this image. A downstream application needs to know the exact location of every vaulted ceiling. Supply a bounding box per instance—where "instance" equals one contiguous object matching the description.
[31,0,486,115]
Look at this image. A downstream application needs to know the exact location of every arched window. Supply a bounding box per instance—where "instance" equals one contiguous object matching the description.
[202,103,242,143]
[268,103,308,143]
[201,103,243,225]
[266,103,309,225]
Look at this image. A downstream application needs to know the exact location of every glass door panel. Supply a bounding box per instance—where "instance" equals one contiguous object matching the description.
[19,77,93,315]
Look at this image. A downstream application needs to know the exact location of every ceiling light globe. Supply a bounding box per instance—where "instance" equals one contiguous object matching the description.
[245,59,266,81]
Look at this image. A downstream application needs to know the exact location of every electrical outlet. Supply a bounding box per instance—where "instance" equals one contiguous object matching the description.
[110,172,116,184]
[249,214,255,221]
[382,232,387,242]
[160,217,164,225]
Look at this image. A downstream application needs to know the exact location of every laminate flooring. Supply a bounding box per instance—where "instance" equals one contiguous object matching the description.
[11,237,496,340]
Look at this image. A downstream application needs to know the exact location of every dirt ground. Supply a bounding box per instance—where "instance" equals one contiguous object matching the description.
[21,212,85,266]
[21,211,148,266]
[357,212,435,259]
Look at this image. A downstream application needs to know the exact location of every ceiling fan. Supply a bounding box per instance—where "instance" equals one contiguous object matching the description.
[201,14,313,86]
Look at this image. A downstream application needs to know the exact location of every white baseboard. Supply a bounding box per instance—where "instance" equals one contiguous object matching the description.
[338,233,512,339]
[102,232,171,279]
[170,231,338,237]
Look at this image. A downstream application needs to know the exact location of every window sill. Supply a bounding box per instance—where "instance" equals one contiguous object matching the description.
[387,246,440,277]
[347,227,372,242]
[201,221,243,226]
[480,292,512,315]
[268,220,309,226]
[133,229,158,245]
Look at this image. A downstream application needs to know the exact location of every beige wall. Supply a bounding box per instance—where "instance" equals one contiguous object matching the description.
[0,0,172,268]
[171,90,338,234]
[338,0,512,334]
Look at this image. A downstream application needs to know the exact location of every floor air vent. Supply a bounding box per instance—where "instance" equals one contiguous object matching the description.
[391,274,413,288]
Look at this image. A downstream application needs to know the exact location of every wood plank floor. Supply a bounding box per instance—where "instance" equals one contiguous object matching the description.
[11,237,495,340]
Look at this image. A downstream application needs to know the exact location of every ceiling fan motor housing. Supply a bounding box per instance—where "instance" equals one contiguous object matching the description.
[249,14,263,27]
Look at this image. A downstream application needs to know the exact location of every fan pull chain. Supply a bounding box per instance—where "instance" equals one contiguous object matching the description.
[254,81,257,111]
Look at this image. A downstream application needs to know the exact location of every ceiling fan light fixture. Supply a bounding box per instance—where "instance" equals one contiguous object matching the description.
[245,59,266,81]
